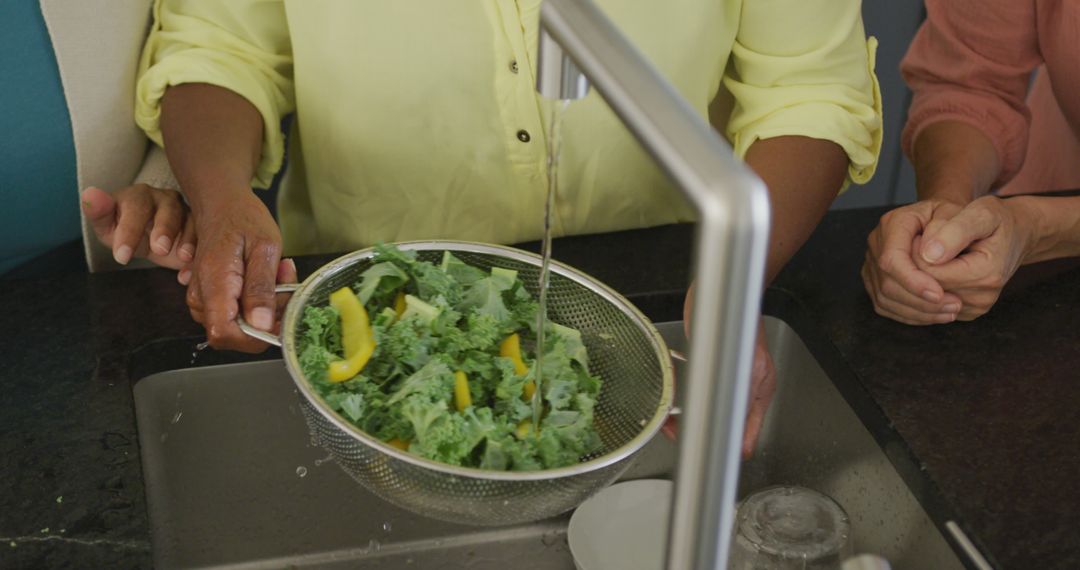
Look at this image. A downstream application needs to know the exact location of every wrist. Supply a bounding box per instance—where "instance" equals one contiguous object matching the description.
[912,121,999,203]
[915,177,980,206]
[1008,196,1054,264]
[184,181,256,217]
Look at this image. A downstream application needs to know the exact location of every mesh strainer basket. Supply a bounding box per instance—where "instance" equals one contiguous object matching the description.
[246,241,674,526]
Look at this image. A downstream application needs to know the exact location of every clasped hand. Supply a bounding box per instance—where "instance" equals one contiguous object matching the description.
[862,195,1037,324]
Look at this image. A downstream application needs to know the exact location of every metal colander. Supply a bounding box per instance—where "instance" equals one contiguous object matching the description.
[269,241,674,526]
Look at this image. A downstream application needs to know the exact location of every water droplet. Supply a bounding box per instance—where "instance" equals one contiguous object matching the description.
[540,531,560,546]
[382,521,392,533]
[314,454,333,467]
[296,466,308,478]
[171,410,183,424]
[191,343,208,364]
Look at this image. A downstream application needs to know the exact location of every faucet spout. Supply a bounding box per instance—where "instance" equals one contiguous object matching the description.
[536,28,590,100]
[536,1,771,569]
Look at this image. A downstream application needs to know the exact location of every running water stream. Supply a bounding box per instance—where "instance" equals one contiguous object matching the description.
[531,100,570,430]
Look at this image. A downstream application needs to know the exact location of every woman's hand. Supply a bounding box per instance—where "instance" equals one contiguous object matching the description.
[861,199,965,325]
[81,185,196,272]
[742,323,776,458]
[678,285,775,459]
[183,190,284,353]
[914,196,1039,321]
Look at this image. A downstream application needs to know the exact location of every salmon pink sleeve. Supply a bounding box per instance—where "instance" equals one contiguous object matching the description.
[901,0,1042,187]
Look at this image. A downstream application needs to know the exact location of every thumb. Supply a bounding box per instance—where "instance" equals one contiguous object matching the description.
[920,203,998,265]
[81,187,118,244]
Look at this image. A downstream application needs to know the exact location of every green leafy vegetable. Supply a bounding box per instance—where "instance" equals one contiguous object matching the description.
[440,251,486,285]
[400,294,441,326]
[458,267,517,322]
[356,262,408,305]
[298,244,604,470]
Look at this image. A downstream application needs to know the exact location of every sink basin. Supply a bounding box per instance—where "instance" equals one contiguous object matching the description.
[133,318,965,569]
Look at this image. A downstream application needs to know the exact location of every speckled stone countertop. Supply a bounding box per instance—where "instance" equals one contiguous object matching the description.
[1,206,1077,569]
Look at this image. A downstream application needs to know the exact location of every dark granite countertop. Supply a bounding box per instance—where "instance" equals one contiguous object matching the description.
[1,206,1077,569]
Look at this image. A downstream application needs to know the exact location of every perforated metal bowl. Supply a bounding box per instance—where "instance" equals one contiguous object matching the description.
[248,241,674,526]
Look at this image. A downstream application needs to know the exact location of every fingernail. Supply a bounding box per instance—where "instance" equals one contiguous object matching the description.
[155,235,172,254]
[251,307,273,331]
[115,245,133,265]
[178,269,191,285]
[922,241,945,262]
[942,303,960,313]
[179,244,195,261]
[278,258,297,281]
[921,290,941,303]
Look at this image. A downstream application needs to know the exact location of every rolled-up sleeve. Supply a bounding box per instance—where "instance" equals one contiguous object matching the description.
[135,0,293,188]
[900,0,1040,188]
[724,0,882,187]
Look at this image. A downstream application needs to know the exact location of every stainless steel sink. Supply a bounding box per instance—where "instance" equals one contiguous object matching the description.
[133,318,964,569]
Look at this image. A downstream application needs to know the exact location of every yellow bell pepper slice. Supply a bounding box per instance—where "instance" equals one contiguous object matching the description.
[386,438,410,451]
[454,370,472,412]
[393,291,407,318]
[523,380,537,401]
[499,333,536,400]
[515,419,533,439]
[327,287,377,382]
[499,333,529,375]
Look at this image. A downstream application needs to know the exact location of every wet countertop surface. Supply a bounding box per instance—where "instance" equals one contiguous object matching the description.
[1,206,1077,569]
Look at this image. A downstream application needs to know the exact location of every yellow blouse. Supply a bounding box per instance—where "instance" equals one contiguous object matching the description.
[136,0,882,256]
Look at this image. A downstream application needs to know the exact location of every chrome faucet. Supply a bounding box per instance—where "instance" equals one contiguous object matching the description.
[535,1,771,569]
[536,26,589,101]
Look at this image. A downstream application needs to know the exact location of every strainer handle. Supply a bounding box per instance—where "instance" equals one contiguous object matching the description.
[235,283,300,347]
[667,349,687,417]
